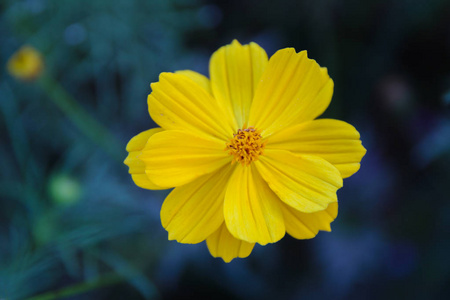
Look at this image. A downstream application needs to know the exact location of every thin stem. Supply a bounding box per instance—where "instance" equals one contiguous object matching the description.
[38,73,123,162]
[26,273,122,300]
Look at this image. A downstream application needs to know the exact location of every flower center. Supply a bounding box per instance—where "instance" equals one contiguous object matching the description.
[225,126,266,166]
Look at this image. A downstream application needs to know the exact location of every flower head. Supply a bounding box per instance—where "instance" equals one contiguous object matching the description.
[125,40,366,262]
[7,45,44,81]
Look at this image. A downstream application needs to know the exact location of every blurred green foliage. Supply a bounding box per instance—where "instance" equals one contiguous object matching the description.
[1,0,206,298]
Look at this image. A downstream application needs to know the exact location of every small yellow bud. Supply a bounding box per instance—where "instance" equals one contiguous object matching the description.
[7,45,44,81]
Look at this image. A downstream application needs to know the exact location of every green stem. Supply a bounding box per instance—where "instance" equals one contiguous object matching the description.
[27,273,122,300]
[38,73,123,162]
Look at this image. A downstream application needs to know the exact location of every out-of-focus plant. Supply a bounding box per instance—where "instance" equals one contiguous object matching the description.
[0,0,208,299]
[6,45,44,81]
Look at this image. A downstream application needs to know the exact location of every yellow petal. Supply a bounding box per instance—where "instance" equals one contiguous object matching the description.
[161,165,234,244]
[224,164,285,245]
[267,119,367,178]
[124,128,165,190]
[129,174,164,190]
[125,128,164,152]
[255,149,343,213]
[282,202,338,240]
[206,223,255,263]
[124,151,146,174]
[148,72,235,140]
[210,40,268,128]
[248,49,333,137]
[141,130,230,188]
[175,70,212,94]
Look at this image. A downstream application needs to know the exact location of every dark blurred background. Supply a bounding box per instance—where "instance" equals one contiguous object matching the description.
[1,0,450,299]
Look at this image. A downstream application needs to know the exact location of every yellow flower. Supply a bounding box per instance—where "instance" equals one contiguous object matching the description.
[7,45,44,81]
[125,40,366,262]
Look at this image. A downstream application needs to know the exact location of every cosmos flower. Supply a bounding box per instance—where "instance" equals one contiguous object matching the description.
[125,40,366,262]
[7,45,44,81]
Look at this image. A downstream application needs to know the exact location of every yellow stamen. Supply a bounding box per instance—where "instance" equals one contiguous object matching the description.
[225,125,266,166]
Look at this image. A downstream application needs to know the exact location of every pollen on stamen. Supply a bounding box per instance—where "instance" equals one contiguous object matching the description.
[225,125,266,166]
